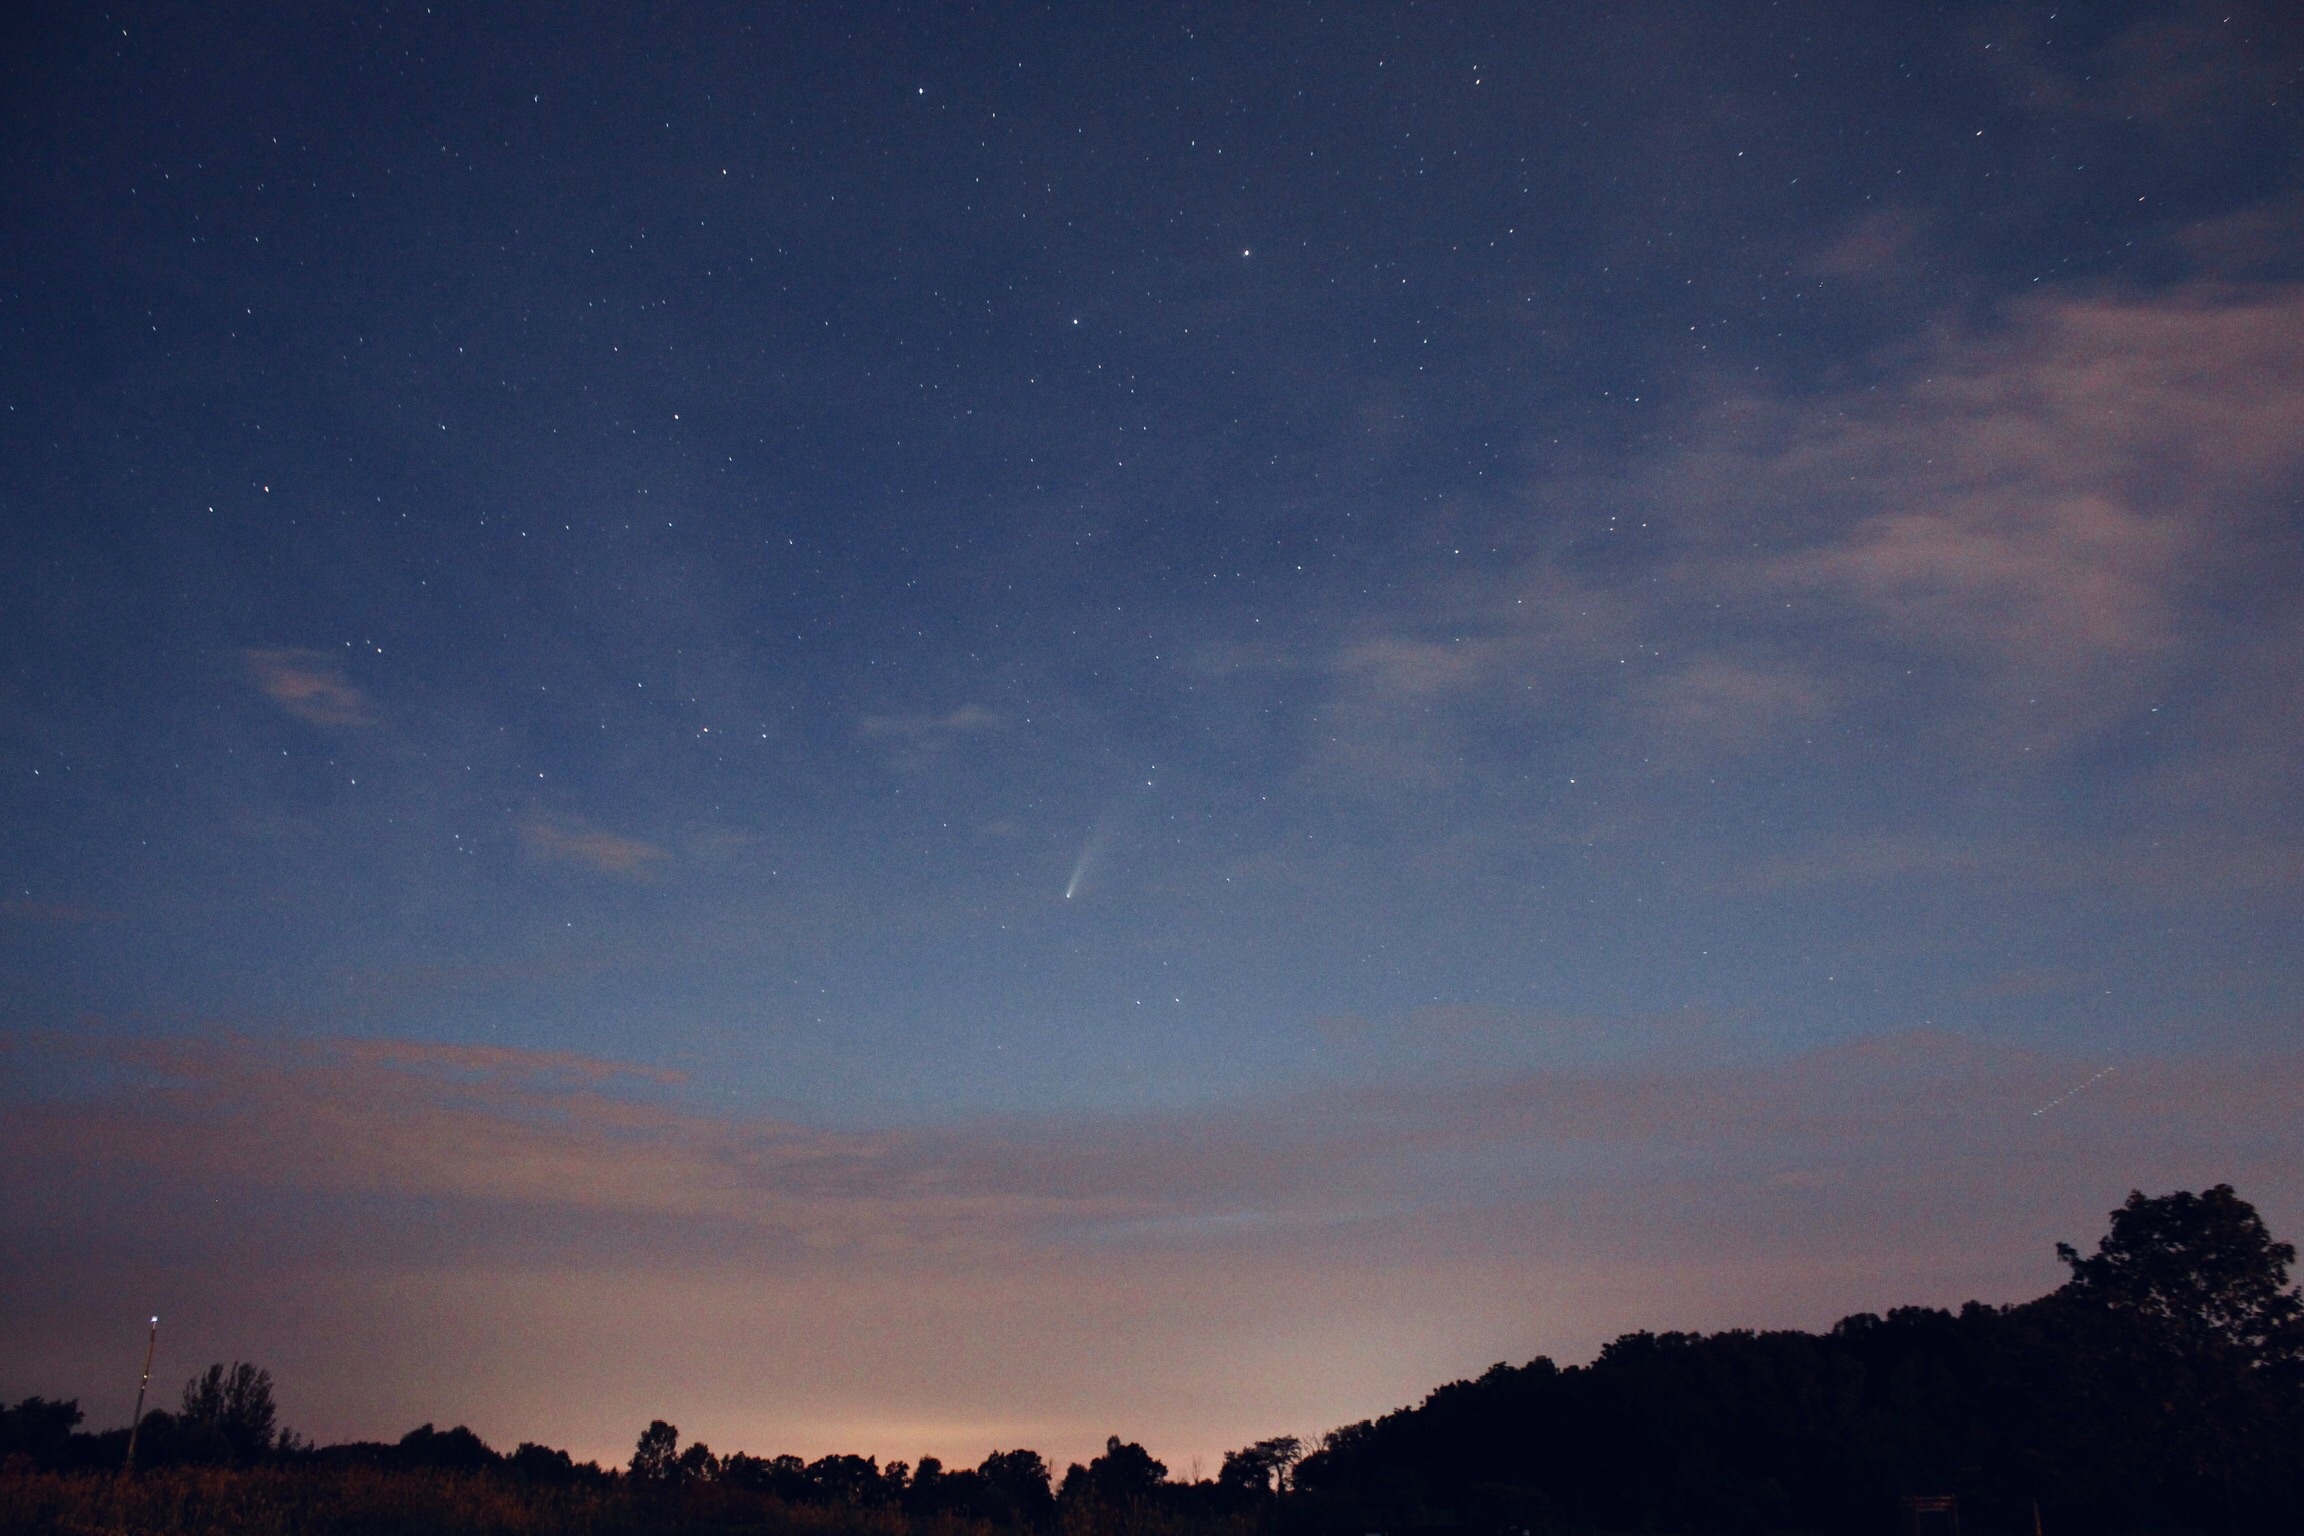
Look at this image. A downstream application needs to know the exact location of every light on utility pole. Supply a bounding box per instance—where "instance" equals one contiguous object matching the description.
[121,1316,158,1476]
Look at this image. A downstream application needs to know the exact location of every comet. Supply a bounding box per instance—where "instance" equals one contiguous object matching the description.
[1064,821,1112,899]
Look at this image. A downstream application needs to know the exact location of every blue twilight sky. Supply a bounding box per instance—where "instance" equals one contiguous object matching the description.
[4,0,2303,1473]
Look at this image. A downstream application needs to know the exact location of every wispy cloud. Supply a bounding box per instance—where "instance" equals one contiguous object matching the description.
[13,1027,2301,1270]
[1801,207,1928,287]
[523,821,670,878]
[0,898,116,924]
[858,704,1004,740]
[244,648,374,726]
[1987,1,2300,138]
[1728,291,2302,693]
[859,703,1008,774]
[1309,281,2304,793]
[1643,656,1826,755]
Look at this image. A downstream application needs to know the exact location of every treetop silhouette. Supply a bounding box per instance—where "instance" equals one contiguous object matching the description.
[2056,1182,2302,1362]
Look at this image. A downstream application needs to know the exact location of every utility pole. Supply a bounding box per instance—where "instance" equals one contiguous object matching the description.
[121,1316,158,1475]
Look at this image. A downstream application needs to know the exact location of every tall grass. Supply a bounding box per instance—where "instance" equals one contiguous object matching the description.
[0,1466,989,1536]
[0,1468,1265,1536]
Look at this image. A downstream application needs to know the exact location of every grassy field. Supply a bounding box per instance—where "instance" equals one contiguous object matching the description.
[0,1467,1257,1536]
[0,1466,923,1536]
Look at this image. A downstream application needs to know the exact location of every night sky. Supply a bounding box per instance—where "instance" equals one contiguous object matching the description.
[5,0,2303,1473]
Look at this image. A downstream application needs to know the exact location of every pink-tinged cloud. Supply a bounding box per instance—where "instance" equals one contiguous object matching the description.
[1987,1,2300,138]
[1742,291,2303,677]
[1644,656,1825,754]
[244,648,374,726]
[522,821,669,878]
[4,1028,2299,1473]
[1310,281,2304,789]
[1801,208,1927,285]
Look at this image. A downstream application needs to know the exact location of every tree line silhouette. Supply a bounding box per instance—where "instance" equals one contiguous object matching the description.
[5,1186,2301,1534]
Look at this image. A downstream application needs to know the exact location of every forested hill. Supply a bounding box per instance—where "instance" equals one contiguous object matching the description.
[1291,1298,2291,1533]
[1288,1186,2304,1535]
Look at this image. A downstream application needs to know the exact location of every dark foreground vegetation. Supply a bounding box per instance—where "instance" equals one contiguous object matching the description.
[6,1187,2302,1535]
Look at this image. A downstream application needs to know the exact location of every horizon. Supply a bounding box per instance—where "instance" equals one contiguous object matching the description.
[5,0,2302,1480]
[30,1172,2296,1476]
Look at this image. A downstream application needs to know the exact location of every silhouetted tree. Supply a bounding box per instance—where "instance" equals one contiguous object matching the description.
[899,1447,1055,1523]
[676,1439,722,1482]
[0,1397,83,1469]
[719,1450,812,1499]
[807,1451,897,1505]
[630,1419,680,1481]
[509,1440,582,1483]
[395,1422,500,1470]
[979,1447,1057,1516]
[1219,1435,1302,1496]
[2057,1183,2303,1363]
[179,1362,277,1462]
[119,1408,228,1467]
[1064,1435,1168,1507]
